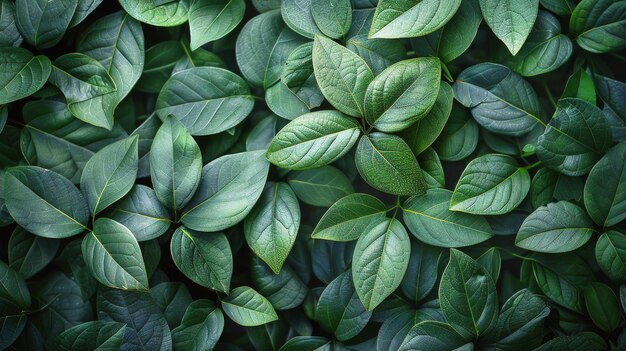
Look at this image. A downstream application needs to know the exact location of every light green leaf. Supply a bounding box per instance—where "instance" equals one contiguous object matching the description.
[245,182,301,274]
[171,226,233,293]
[156,67,254,136]
[80,136,138,215]
[171,300,224,351]
[311,0,352,39]
[479,0,539,55]
[355,133,426,196]
[181,151,270,232]
[266,110,361,170]
[4,166,89,238]
[450,154,530,215]
[313,35,374,117]
[287,166,354,207]
[440,249,498,339]
[0,47,51,104]
[15,0,76,48]
[221,286,278,326]
[108,185,171,242]
[119,0,189,26]
[189,0,245,50]
[369,0,462,39]
[595,231,626,281]
[364,58,440,132]
[570,0,626,54]
[150,116,202,212]
[82,218,149,291]
[402,188,493,247]
[353,218,410,311]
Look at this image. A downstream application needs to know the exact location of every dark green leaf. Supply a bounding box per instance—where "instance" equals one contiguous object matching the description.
[54,321,125,351]
[172,300,224,351]
[287,166,354,207]
[8,227,59,279]
[221,286,278,326]
[15,0,76,48]
[583,282,620,332]
[595,231,626,281]
[0,47,51,104]
[108,185,171,241]
[399,321,467,351]
[570,0,626,53]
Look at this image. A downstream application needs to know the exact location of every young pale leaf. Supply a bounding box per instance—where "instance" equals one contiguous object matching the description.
[76,11,144,104]
[450,154,530,215]
[54,321,126,351]
[515,201,593,253]
[15,0,76,48]
[221,286,278,326]
[536,98,612,176]
[150,116,202,212]
[312,193,388,241]
[189,0,245,50]
[454,63,543,136]
[353,218,410,311]
[0,47,51,104]
[171,300,224,351]
[479,0,538,55]
[108,185,171,242]
[584,141,626,227]
[181,151,269,232]
[311,0,352,39]
[440,249,498,340]
[316,270,372,341]
[595,231,626,281]
[364,57,441,132]
[8,227,59,279]
[4,166,89,238]
[570,0,626,54]
[287,166,354,207]
[80,136,138,215]
[236,10,307,88]
[356,133,426,196]
[399,321,467,351]
[170,227,233,293]
[49,53,118,130]
[399,82,454,156]
[266,111,361,170]
[82,218,149,291]
[156,67,254,136]
[369,0,462,39]
[119,0,189,26]
[312,35,374,117]
[402,189,494,247]
[245,182,300,274]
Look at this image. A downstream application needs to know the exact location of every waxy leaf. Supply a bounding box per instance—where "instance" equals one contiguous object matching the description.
[0,47,51,104]
[584,282,620,332]
[0,0,22,47]
[570,0,626,53]
[399,321,468,351]
[119,0,189,27]
[8,227,59,279]
[311,0,351,39]
[15,0,76,48]
[189,0,245,50]
[595,231,626,282]
[479,0,539,55]
[108,185,171,242]
[55,321,125,351]
[171,300,224,351]
[221,286,278,326]
[287,166,354,207]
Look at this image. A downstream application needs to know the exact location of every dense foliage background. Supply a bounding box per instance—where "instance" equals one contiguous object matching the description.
[0,0,626,350]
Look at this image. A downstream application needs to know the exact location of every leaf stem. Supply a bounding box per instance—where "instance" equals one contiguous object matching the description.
[523,161,541,170]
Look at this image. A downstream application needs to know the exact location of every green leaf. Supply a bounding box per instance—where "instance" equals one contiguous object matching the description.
[0,305,26,351]
[4,166,89,238]
[171,226,233,293]
[0,260,30,309]
[82,218,149,291]
[54,321,125,351]
[440,249,498,339]
[281,0,322,38]
[312,35,374,117]
[312,193,388,241]
[364,58,441,132]
[515,201,593,253]
[49,53,118,130]
[0,0,23,47]
[8,227,59,279]
[399,321,467,351]
[450,154,530,215]
[0,47,51,105]
[221,286,278,326]
[346,34,407,75]
[56,239,98,301]
[503,10,573,77]
[570,0,626,54]
[536,98,612,176]
[236,10,308,88]
[540,0,574,16]
[399,82,454,156]
[563,69,596,104]
[189,0,245,50]
[135,40,185,93]
[15,0,76,48]
[583,141,626,227]
[150,282,192,328]
[76,11,144,104]
[433,104,479,161]
[400,241,443,303]
[278,336,331,351]
[245,182,301,274]
[181,151,270,232]
[594,74,626,141]
[156,67,254,136]
[150,116,202,212]
[454,63,543,136]
[171,300,224,351]
[418,147,445,189]
[316,270,372,341]
[530,167,583,209]
[266,111,361,170]
[353,218,410,311]
[480,0,538,55]
[595,231,626,281]
[251,255,307,310]
[68,0,103,28]
[119,0,189,26]
[108,185,171,242]
[402,189,494,247]
[584,282,620,332]
[356,133,426,196]
[287,166,354,207]
[80,136,138,215]
[369,0,462,39]
[534,332,606,351]
[311,0,352,39]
